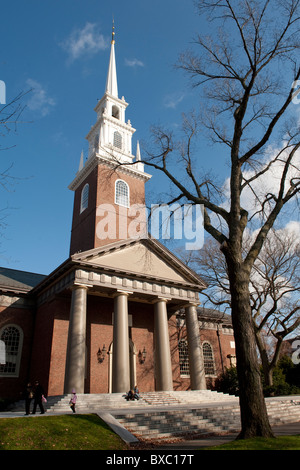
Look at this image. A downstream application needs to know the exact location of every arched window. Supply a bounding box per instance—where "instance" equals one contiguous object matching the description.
[178,339,190,377]
[113,131,122,150]
[112,105,120,119]
[80,183,89,213]
[202,342,216,376]
[115,180,129,207]
[0,325,23,377]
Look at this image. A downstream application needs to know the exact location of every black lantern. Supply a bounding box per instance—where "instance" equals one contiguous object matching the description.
[97,344,107,363]
[138,347,147,364]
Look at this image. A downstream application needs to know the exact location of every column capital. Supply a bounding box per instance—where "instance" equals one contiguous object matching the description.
[72,283,92,290]
[183,302,200,309]
[152,296,169,304]
[112,289,133,298]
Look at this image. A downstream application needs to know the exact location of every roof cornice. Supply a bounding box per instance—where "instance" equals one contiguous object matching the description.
[68,152,151,191]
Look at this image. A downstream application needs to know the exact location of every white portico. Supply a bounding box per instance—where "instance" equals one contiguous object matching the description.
[60,237,207,394]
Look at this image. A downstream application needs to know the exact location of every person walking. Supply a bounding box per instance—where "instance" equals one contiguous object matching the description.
[23,382,33,415]
[69,389,77,413]
[32,381,46,414]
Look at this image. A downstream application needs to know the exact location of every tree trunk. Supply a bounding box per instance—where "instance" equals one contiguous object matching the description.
[256,332,275,395]
[226,257,274,439]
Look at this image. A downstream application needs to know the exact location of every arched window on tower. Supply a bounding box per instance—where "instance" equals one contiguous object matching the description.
[112,105,120,119]
[115,180,129,208]
[0,325,23,377]
[113,131,122,150]
[202,342,216,376]
[80,183,89,213]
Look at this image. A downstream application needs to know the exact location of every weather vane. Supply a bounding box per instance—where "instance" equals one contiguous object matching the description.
[111,18,115,44]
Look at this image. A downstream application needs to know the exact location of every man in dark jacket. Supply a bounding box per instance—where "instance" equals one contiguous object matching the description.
[32,381,46,414]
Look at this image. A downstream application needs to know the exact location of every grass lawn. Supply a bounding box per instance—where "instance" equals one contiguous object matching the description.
[203,435,300,450]
[1,413,299,451]
[0,414,128,450]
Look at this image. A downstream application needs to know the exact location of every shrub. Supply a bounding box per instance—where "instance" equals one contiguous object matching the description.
[214,366,239,395]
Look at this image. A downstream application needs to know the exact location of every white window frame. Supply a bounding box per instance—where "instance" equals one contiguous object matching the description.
[115,179,130,208]
[202,341,216,376]
[178,339,190,377]
[0,324,24,377]
[112,105,120,120]
[80,183,89,213]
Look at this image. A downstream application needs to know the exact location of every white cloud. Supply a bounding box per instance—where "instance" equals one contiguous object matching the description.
[284,220,300,238]
[61,23,108,62]
[26,79,56,117]
[221,143,300,219]
[125,58,144,68]
[163,92,185,109]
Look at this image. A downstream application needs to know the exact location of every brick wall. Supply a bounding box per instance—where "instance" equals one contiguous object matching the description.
[70,163,147,255]
[0,295,35,400]
[1,290,236,399]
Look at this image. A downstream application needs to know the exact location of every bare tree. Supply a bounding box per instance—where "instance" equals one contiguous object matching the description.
[251,228,300,389]
[186,228,300,392]
[119,1,300,438]
[0,90,31,146]
[0,89,32,238]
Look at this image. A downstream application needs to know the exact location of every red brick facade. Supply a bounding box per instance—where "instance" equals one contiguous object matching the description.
[70,163,146,255]
[0,284,235,401]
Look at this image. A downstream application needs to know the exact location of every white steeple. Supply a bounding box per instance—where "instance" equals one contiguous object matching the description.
[69,23,151,192]
[136,141,141,161]
[78,150,84,173]
[105,21,118,97]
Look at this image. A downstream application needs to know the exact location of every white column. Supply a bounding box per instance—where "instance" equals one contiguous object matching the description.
[112,291,130,393]
[154,298,173,391]
[185,303,206,390]
[64,285,88,394]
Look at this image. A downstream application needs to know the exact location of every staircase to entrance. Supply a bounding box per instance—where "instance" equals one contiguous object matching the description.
[10,390,300,441]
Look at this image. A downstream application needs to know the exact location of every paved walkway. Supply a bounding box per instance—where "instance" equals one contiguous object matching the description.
[154,421,300,449]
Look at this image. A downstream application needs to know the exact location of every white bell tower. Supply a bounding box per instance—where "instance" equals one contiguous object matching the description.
[68,23,151,255]
[85,22,141,168]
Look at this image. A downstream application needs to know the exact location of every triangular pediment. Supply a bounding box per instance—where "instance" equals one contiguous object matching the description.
[72,238,205,288]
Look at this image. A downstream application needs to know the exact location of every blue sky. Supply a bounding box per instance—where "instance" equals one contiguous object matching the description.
[0,1,299,276]
[1,0,212,274]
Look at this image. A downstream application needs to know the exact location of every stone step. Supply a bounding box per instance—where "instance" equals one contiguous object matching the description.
[112,398,300,439]
[114,408,238,439]
[11,390,239,412]
[10,391,300,440]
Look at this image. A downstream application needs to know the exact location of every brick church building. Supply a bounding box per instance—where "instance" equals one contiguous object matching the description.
[0,27,236,401]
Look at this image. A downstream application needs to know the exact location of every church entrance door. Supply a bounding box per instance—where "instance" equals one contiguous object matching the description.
[108,340,137,393]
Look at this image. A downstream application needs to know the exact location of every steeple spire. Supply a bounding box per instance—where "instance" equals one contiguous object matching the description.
[111,19,115,44]
[105,21,118,98]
